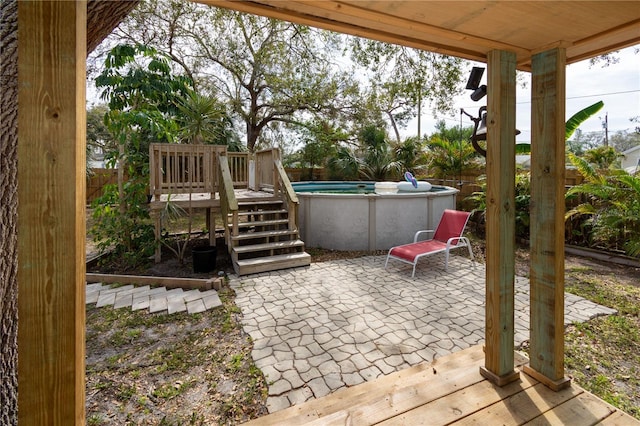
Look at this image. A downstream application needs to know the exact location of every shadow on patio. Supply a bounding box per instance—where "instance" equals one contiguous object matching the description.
[229,255,619,419]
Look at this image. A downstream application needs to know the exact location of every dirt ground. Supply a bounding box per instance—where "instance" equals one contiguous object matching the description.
[85,233,640,424]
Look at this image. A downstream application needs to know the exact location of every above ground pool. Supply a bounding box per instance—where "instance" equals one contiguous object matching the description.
[292,181,458,251]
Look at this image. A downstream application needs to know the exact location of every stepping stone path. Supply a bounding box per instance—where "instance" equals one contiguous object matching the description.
[86,282,222,315]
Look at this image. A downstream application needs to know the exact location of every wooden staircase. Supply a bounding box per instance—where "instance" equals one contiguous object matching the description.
[228,199,310,275]
[219,150,310,276]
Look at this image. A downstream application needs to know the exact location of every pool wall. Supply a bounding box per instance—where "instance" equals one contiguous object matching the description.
[294,181,458,251]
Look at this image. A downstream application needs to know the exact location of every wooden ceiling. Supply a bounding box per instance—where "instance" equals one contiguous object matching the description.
[199,1,640,70]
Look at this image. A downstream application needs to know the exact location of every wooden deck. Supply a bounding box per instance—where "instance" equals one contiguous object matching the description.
[245,345,637,425]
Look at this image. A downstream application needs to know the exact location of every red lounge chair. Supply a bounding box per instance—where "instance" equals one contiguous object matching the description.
[385,209,474,277]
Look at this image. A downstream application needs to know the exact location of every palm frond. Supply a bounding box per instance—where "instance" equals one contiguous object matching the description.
[565,101,604,140]
[568,152,605,184]
[565,203,596,220]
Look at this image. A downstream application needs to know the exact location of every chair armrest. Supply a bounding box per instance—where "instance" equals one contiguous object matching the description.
[414,230,435,242]
[446,236,469,248]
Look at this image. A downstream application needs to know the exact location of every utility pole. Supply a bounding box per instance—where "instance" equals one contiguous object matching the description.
[417,89,422,138]
[601,112,609,146]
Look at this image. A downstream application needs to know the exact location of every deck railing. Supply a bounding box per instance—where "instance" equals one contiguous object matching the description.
[228,152,249,188]
[255,148,280,193]
[218,155,239,250]
[274,159,299,231]
[149,143,227,201]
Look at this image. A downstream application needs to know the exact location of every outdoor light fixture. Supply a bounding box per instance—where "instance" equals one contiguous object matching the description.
[462,107,488,157]
[465,66,487,102]
[462,66,519,157]
[461,107,521,158]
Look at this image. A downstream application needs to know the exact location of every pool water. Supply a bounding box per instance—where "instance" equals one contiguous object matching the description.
[292,181,446,194]
[292,181,374,193]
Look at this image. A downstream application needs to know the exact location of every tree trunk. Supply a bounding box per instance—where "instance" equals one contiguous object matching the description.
[0,2,139,424]
[0,1,19,424]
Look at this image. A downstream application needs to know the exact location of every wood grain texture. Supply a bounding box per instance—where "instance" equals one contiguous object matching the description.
[529,48,567,383]
[17,1,87,423]
[483,50,517,381]
[200,1,640,69]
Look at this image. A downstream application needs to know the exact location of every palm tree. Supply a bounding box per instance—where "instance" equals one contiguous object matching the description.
[176,91,242,150]
[358,125,401,181]
[326,146,361,180]
[426,136,480,181]
[566,153,640,257]
[393,136,429,177]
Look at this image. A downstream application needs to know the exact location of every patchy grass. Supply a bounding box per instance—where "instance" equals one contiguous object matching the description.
[469,236,640,420]
[86,286,268,425]
[564,266,640,420]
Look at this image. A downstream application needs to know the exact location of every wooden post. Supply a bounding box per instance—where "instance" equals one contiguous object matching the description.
[524,48,571,391]
[480,50,520,386]
[17,1,87,423]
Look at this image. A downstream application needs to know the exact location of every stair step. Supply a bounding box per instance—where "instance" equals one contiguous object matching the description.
[235,252,311,276]
[234,209,288,217]
[230,219,289,229]
[233,240,305,254]
[231,230,299,241]
[238,199,283,207]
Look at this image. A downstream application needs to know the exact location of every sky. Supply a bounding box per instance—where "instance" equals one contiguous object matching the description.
[407,44,640,143]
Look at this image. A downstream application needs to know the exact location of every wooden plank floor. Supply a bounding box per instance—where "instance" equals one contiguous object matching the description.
[244,345,638,425]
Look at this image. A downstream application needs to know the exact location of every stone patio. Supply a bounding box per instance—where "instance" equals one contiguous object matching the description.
[229,254,617,413]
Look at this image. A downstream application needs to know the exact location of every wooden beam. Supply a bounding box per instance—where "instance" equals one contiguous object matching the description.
[85,273,222,291]
[524,48,571,391]
[480,50,519,387]
[199,0,495,64]
[17,1,87,423]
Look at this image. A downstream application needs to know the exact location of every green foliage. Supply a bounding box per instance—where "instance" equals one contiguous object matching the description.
[424,120,480,181]
[514,172,531,239]
[326,146,362,180]
[91,43,240,266]
[563,269,640,419]
[152,381,192,399]
[393,136,428,177]
[91,43,194,266]
[582,146,621,169]
[566,101,604,140]
[91,182,155,268]
[349,38,465,141]
[466,171,531,240]
[86,103,114,174]
[158,195,192,265]
[566,153,640,257]
[293,121,347,179]
[175,91,240,148]
[112,1,356,152]
[358,125,401,181]
[610,129,640,153]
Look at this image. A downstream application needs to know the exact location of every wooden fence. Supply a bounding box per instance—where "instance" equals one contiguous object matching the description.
[88,165,585,205]
[86,168,121,204]
[282,167,585,207]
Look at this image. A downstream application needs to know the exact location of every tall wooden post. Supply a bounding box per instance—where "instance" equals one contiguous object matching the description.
[480,50,520,386]
[17,1,87,423]
[524,48,571,391]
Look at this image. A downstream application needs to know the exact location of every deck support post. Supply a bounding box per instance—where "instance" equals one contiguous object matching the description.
[480,49,520,386]
[17,0,87,423]
[524,48,571,391]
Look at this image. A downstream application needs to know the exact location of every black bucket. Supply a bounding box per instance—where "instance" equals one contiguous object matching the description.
[192,245,217,273]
